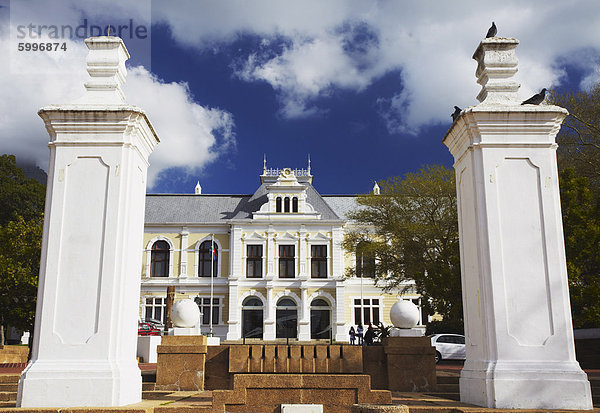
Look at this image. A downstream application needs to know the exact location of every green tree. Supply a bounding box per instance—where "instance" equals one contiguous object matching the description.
[0,215,43,342]
[0,155,45,226]
[559,168,600,328]
[343,165,462,324]
[550,85,600,187]
[0,154,45,345]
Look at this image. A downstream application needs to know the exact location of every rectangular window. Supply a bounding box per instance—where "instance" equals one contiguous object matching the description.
[247,245,263,278]
[352,298,380,325]
[199,297,220,325]
[311,245,327,278]
[279,245,295,278]
[144,297,166,323]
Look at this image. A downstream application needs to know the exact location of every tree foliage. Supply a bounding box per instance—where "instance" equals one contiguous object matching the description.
[550,85,600,187]
[343,165,462,323]
[559,168,600,328]
[0,154,45,344]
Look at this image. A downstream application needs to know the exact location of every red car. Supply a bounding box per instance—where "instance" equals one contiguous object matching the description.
[138,322,161,336]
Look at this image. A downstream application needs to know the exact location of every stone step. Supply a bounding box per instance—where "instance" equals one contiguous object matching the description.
[0,392,16,402]
[434,383,459,393]
[435,375,459,385]
[0,384,17,392]
[0,375,19,384]
[0,401,15,408]
[142,382,155,391]
[424,392,460,402]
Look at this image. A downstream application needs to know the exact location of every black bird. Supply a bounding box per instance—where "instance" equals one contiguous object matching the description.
[521,88,547,105]
[451,106,462,122]
[486,22,497,38]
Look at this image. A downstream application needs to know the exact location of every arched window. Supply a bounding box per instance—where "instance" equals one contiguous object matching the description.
[310,299,331,339]
[198,240,218,277]
[150,240,170,277]
[276,298,297,339]
[276,197,282,213]
[292,197,298,212]
[356,241,375,278]
[242,297,264,339]
[284,197,290,213]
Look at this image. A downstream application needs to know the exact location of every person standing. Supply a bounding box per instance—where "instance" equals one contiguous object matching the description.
[357,324,364,345]
[364,323,375,346]
[349,326,356,345]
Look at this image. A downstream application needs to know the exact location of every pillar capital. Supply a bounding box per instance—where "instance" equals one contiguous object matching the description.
[473,37,520,105]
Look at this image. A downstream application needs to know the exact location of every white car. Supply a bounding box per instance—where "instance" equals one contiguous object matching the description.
[430,334,466,363]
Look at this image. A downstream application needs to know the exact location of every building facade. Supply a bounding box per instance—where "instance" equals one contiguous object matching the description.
[140,165,422,341]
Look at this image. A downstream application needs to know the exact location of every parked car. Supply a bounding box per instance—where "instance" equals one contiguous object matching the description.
[142,318,165,330]
[138,322,161,336]
[429,334,466,363]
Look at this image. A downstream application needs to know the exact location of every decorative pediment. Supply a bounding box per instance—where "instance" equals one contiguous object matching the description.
[242,231,267,241]
[275,232,299,241]
[308,232,331,241]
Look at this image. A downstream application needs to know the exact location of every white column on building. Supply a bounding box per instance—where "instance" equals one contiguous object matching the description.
[334,280,346,342]
[444,36,592,410]
[298,286,310,340]
[226,226,243,340]
[264,283,275,339]
[266,225,275,278]
[17,36,159,407]
[180,227,189,277]
[331,227,343,277]
[299,225,308,279]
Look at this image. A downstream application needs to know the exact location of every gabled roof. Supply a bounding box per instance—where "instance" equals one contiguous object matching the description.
[145,187,355,224]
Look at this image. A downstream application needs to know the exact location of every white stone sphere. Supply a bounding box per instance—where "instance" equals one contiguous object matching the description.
[390,300,419,328]
[170,299,200,328]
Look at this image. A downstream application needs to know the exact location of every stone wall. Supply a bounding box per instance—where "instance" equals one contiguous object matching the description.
[0,345,29,363]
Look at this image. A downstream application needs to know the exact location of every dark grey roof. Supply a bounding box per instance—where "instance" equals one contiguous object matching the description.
[145,194,249,224]
[145,186,355,224]
[322,195,358,220]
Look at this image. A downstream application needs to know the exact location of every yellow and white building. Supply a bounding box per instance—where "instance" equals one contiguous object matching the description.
[140,164,422,341]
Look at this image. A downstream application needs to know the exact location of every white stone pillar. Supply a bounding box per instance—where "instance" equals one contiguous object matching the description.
[226,280,240,341]
[444,37,592,410]
[334,280,346,342]
[264,284,275,339]
[299,225,308,279]
[17,36,159,408]
[267,225,275,278]
[180,228,189,277]
[298,286,310,340]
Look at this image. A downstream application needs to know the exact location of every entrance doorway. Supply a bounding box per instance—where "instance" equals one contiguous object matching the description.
[310,298,331,339]
[242,297,263,339]
[276,298,297,339]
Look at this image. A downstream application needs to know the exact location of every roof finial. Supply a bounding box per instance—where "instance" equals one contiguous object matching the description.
[195,181,202,195]
[373,181,380,195]
[307,154,311,175]
[263,154,267,174]
[106,25,112,36]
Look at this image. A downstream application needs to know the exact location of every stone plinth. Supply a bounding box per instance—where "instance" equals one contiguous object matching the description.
[17,36,159,408]
[443,36,592,410]
[212,374,391,412]
[155,335,207,391]
[383,337,436,392]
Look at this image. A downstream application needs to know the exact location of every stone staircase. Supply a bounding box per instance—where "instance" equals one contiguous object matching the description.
[0,375,18,408]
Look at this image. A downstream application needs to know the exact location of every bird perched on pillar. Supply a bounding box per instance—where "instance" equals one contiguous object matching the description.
[521,88,547,105]
[451,106,462,122]
[486,22,497,38]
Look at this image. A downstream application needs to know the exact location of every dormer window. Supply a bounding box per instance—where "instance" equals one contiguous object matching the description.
[276,197,282,212]
[292,197,298,212]
[284,197,290,212]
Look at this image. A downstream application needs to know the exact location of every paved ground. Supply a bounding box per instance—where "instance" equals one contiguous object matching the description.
[1,361,598,412]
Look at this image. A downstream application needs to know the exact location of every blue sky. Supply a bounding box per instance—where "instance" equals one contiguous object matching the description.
[1,1,599,195]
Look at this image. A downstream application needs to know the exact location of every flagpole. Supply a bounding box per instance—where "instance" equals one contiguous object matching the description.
[210,234,214,336]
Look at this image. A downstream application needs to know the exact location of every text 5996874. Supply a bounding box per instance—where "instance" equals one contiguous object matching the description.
[17,42,67,52]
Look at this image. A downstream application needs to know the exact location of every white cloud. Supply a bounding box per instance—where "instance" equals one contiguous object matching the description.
[153,0,600,132]
[123,67,235,187]
[0,0,235,189]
